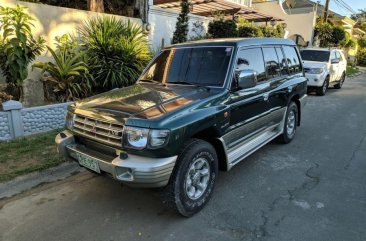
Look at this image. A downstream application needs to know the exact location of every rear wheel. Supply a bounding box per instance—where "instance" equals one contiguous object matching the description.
[279,102,298,144]
[334,72,345,89]
[317,77,329,96]
[163,139,218,217]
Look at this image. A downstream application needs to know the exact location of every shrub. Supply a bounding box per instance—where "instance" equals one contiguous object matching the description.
[357,48,366,67]
[358,36,366,49]
[238,25,263,38]
[315,23,333,47]
[0,4,45,97]
[189,21,206,41]
[0,91,13,104]
[208,19,237,38]
[79,17,151,90]
[331,26,347,46]
[345,38,357,48]
[172,0,190,44]
[33,35,91,102]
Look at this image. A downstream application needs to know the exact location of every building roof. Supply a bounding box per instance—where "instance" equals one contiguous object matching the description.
[153,0,282,22]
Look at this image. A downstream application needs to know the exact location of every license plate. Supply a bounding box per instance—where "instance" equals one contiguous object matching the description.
[75,153,101,173]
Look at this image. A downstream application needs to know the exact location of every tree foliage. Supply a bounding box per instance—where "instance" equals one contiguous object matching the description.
[172,0,190,44]
[0,4,45,88]
[358,36,366,49]
[208,19,237,38]
[315,23,333,47]
[79,17,151,90]
[33,35,91,102]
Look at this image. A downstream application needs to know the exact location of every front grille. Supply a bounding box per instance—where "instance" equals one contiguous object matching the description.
[72,114,123,147]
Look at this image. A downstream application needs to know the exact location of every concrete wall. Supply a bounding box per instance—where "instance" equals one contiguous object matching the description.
[0,112,11,140]
[253,0,316,45]
[0,101,71,141]
[21,103,70,135]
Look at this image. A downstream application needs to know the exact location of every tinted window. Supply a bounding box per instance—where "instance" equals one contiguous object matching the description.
[262,47,280,78]
[275,47,288,75]
[283,46,302,74]
[236,48,266,82]
[140,47,232,86]
[300,50,330,62]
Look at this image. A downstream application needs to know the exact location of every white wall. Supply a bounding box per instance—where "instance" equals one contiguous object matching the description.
[253,0,316,45]
[148,6,209,50]
[0,0,142,83]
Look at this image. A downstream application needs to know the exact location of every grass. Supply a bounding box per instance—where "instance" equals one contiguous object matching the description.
[0,129,65,183]
[346,66,360,76]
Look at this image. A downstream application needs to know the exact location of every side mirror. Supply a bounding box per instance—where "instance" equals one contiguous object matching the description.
[237,69,257,89]
[331,58,340,64]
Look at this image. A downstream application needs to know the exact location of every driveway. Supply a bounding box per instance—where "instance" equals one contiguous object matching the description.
[1,73,366,241]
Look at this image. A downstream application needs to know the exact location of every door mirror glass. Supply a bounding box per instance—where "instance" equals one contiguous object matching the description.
[238,69,257,89]
[331,58,340,64]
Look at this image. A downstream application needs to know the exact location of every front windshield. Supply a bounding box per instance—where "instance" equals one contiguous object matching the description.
[139,47,233,86]
[300,50,330,62]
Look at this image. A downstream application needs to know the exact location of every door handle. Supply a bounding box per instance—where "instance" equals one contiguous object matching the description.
[263,93,269,102]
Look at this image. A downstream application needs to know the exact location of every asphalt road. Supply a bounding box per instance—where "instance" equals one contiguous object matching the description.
[1,74,366,241]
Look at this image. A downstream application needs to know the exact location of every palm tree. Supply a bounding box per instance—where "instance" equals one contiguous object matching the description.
[87,0,104,12]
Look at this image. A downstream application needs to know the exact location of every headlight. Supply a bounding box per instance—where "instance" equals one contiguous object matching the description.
[124,126,149,149]
[309,68,324,74]
[65,112,74,130]
[123,126,170,149]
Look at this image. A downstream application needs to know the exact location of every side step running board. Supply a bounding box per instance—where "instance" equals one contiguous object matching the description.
[225,124,282,170]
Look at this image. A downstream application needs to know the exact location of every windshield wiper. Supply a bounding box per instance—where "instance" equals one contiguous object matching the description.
[169,81,211,90]
[139,79,165,85]
[169,81,194,85]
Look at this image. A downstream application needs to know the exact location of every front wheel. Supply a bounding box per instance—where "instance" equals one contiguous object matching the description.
[317,77,329,96]
[163,139,218,217]
[279,102,298,144]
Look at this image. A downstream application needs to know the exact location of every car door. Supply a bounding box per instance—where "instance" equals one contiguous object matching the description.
[269,45,305,118]
[225,47,271,148]
[262,46,288,126]
[329,50,339,82]
[336,50,346,77]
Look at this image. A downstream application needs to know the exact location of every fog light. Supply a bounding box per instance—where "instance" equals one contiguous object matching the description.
[314,78,318,81]
[115,167,134,181]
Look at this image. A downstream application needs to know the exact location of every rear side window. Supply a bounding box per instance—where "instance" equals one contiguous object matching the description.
[262,47,281,79]
[275,47,288,75]
[236,47,266,82]
[336,51,344,61]
[283,46,302,74]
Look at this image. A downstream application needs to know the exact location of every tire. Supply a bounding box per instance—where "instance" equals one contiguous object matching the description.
[163,139,218,217]
[279,102,298,144]
[316,77,329,96]
[334,72,345,89]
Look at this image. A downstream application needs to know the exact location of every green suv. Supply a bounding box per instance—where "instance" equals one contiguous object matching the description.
[56,38,307,217]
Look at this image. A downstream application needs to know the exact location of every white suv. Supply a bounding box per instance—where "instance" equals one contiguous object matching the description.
[300,48,347,96]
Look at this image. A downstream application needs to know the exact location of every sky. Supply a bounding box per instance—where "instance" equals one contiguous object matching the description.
[315,0,366,16]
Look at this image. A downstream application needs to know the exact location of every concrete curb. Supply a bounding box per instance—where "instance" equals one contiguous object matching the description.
[0,161,83,199]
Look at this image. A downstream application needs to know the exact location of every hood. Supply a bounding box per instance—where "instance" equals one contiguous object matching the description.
[72,83,217,123]
[302,61,328,69]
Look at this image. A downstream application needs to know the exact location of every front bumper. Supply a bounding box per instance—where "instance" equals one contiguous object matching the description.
[305,72,327,87]
[55,130,177,188]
